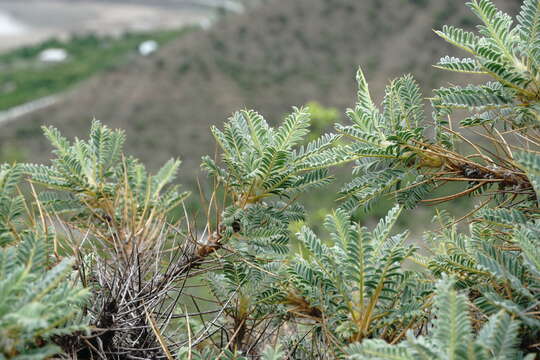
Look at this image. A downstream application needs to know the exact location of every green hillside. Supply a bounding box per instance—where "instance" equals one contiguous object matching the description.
[0,30,188,111]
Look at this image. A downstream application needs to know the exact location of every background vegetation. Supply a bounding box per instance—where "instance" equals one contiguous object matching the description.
[0,29,189,111]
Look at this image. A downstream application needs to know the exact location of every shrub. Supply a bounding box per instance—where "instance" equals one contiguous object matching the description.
[0,0,539,358]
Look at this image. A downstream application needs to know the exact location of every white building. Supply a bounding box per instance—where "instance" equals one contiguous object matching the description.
[138,40,158,56]
[38,48,68,63]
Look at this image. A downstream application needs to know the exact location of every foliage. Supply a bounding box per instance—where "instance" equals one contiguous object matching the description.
[334,0,540,356]
[20,121,206,358]
[346,277,532,360]
[198,108,344,355]
[23,120,188,231]
[337,0,539,213]
[0,164,88,359]
[0,0,539,358]
[0,164,25,247]
[285,206,427,345]
[0,237,89,360]
[425,210,540,337]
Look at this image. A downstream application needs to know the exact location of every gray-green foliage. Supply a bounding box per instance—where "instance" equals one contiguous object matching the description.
[336,71,428,211]
[0,165,88,359]
[336,0,540,213]
[346,277,532,360]
[0,165,25,246]
[202,108,342,204]
[202,108,339,258]
[23,120,188,226]
[199,0,540,357]
[286,206,427,343]
[426,212,540,332]
[1,0,539,358]
[22,121,200,358]
[339,0,540,356]
[0,241,88,360]
[200,108,346,354]
[202,107,340,260]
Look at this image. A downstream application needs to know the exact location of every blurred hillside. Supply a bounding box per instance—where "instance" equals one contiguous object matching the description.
[0,0,218,52]
[0,0,520,186]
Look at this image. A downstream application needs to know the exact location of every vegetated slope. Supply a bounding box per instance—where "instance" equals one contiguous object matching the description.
[0,30,187,110]
[0,0,520,183]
